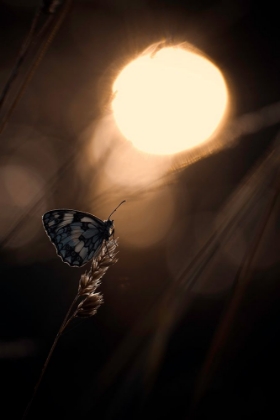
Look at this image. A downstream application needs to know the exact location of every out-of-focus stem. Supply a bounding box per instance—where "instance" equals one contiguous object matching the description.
[21,293,79,420]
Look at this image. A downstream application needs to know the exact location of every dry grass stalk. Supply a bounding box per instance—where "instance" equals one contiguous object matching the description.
[74,238,118,319]
[21,238,119,420]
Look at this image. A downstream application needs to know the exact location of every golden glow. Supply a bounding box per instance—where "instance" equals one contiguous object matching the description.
[112,45,228,155]
[117,187,175,249]
[88,115,172,188]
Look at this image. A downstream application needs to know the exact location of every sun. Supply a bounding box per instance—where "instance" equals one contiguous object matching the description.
[111,44,229,155]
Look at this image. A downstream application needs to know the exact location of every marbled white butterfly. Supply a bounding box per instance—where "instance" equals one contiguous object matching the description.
[42,201,125,267]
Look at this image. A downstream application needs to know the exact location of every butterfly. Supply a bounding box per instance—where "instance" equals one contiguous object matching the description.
[42,201,125,267]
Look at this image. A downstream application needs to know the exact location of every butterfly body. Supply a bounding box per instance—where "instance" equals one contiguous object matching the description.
[42,209,115,267]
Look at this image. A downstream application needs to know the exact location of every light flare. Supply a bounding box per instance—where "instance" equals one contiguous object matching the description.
[112,44,229,155]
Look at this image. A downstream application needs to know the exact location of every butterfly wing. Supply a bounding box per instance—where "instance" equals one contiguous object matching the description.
[42,209,108,267]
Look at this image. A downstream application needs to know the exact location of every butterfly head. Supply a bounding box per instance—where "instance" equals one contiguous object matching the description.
[103,200,126,241]
[104,219,115,240]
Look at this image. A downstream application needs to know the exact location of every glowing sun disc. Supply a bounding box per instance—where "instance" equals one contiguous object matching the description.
[112,45,228,155]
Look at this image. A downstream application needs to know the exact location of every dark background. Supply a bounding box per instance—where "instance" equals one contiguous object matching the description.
[1,1,280,419]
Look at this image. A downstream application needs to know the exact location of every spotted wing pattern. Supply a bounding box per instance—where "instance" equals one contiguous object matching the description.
[42,209,112,267]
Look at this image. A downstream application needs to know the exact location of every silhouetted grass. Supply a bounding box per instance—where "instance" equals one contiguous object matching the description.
[21,239,119,420]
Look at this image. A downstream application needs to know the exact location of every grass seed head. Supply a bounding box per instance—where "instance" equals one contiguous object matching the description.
[77,239,119,316]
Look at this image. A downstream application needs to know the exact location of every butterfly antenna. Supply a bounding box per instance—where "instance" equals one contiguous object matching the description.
[108,200,126,220]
